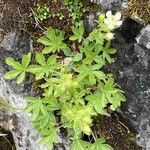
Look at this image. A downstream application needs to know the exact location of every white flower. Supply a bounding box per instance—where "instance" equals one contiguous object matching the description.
[104,11,122,30]
[105,32,114,40]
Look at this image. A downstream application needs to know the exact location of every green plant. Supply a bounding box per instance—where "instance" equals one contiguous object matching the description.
[4,11,125,150]
[64,0,83,26]
[4,53,31,84]
[35,4,51,21]
[56,12,65,20]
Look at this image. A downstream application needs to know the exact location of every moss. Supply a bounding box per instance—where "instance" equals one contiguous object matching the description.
[123,0,150,24]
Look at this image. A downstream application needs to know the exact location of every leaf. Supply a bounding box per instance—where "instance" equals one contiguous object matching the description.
[73,53,82,62]
[35,53,46,66]
[42,46,56,54]
[71,139,91,150]
[25,97,49,120]
[6,58,23,70]
[39,127,58,150]
[16,71,26,84]
[4,70,22,79]
[86,92,108,115]
[47,55,57,65]
[89,73,96,85]
[22,53,31,68]
[38,37,51,46]
[91,138,113,150]
[63,47,72,56]
[69,22,84,42]
[38,28,66,54]
[46,27,55,41]
[93,71,106,80]
[27,65,43,74]
[61,105,96,137]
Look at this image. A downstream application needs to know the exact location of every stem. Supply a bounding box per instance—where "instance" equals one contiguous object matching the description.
[91,131,97,142]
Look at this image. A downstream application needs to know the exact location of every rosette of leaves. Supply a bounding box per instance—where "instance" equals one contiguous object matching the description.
[4,12,125,150]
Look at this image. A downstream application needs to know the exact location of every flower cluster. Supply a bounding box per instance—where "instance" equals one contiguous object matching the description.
[104,11,122,30]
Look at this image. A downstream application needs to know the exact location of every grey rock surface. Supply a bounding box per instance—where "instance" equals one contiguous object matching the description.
[90,0,123,11]
[136,25,150,50]
[110,22,150,149]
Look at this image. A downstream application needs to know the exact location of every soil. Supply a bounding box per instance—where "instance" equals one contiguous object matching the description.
[95,112,142,150]
[0,0,143,150]
[0,128,16,150]
[0,0,72,38]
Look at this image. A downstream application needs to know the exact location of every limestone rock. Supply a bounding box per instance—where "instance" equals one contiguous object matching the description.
[136,25,150,49]
[89,0,123,11]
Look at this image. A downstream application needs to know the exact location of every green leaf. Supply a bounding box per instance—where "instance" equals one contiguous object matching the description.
[61,104,96,137]
[91,138,113,150]
[39,127,58,150]
[73,53,82,62]
[16,71,26,84]
[63,47,72,56]
[69,21,84,42]
[22,53,31,68]
[35,53,46,66]
[46,27,55,41]
[89,73,96,85]
[6,58,23,70]
[4,70,22,79]
[27,65,43,74]
[38,28,66,54]
[71,139,91,150]
[42,46,56,54]
[25,97,49,120]
[93,71,106,80]
[86,92,108,115]
[37,37,51,46]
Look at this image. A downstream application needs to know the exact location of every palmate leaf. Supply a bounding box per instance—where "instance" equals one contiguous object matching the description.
[4,53,31,84]
[71,138,113,150]
[69,21,84,42]
[25,97,48,121]
[39,127,58,150]
[71,139,91,150]
[38,27,67,54]
[100,41,117,63]
[91,138,113,150]
[42,96,60,111]
[34,112,56,131]
[27,54,60,80]
[75,64,106,85]
[99,77,125,112]
[86,92,108,115]
[61,104,96,137]
[86,76,126,115]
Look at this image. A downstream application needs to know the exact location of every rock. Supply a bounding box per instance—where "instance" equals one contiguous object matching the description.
[136,25,150,50]
[110,21,150,149]
[89,0,123,12]
[83,12,98,35]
